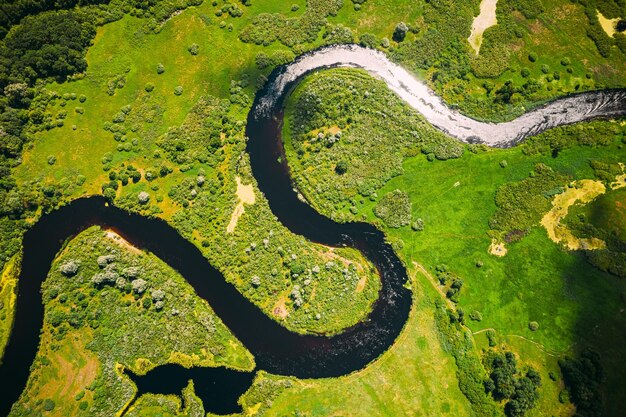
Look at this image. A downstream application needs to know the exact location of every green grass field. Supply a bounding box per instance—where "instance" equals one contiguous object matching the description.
[282,68,626,416]
[4,0,626,416]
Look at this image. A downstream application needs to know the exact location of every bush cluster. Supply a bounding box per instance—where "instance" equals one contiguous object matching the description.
[374,189,411,228]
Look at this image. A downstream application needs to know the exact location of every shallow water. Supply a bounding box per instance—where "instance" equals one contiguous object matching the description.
[256,45,626,147]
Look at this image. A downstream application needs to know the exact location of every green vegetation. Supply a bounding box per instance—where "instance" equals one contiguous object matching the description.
[0,255,19,360]
[2,0,626,415]
[9,227,253,417]
[559,350,604,417]
[282,68,626,416]
[565,186,626,276]
[489,163,569,239]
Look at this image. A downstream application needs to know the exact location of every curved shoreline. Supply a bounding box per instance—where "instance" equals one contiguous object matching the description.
[2,43,625,415]
[255,45,626,147]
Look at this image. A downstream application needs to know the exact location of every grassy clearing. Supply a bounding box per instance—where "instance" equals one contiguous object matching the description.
[282,67,626,415]
[255,277,473,417]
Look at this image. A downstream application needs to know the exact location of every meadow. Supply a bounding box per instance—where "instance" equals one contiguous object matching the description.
[282,68,626,416]
[1,0,626,416]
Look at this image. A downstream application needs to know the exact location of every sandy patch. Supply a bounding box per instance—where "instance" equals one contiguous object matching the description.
[488,239,507,257]
[597,10,620,37]
[541,180,607,250]
[468,0,498,54]
[104,229,142,254]
[226,176,255,233]
[355,275,367,292]
[272,297,288,319]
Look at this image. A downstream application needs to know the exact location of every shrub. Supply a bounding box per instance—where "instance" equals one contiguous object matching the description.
[145,83,155,92]
[528,321,539,331]
[335,161,348,175]
[469,310,483,321]
[359,33,378,48]
[528,53,537,62]
[174,86,183,95]
[393,22,409,42]
[188,43,200,55]
[59,260,80,276]
[47,155,56,165]
[157,63,165,74]
[151,289,165,301]
[138,191,150,204]
[132,278,148,294]
[374,189,412,228]
[42,399,55,411]
[500,160,508,168]
[411,218,425,231]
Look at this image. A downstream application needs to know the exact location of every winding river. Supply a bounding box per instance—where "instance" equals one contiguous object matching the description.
[1,45,625,416]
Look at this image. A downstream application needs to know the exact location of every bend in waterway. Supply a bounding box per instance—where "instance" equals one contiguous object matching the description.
[255,45,626,147]
[2,43,626,416]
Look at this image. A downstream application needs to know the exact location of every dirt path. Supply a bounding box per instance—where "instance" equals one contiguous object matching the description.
[473,327,569,357]
[412,261,455,310]
[226,176,255,233]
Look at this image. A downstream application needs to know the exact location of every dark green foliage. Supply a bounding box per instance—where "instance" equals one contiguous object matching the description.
[483,351,541,416]
[239,0,343,47]
[335,161,348,175]
[559,350,604,417]
[392,22,409,42]
[255,50,295,70]
[434,301,498,417]
[42,399,55,411]
[522,120,622,156]
[0,0,107,40]
[359,33,378,49]
[0,10,97,88]
[509,0,545,19]
[489,163,569,235]
[374,190,411,228]
[578,0,623,57]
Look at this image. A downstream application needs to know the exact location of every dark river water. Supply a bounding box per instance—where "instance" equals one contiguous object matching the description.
[1,45,625,416]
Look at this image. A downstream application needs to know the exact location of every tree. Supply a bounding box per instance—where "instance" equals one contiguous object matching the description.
[132,278,148,294]
[393,22,409,42]
[138,191,150,204]
[335,160,348,175]
[59,260,80,276]
[151,289,165,301]
[188,43,199,55]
